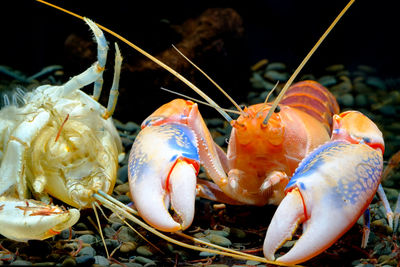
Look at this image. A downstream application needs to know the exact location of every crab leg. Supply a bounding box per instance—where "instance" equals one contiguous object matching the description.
[263,111,385,264]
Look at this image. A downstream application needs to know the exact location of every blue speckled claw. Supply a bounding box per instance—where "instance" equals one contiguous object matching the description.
[263,110,385,265]
[128,123,200,232]
[263,141,383,264]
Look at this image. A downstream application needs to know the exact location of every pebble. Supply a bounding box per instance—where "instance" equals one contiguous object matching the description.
[199,251,217,257]
[124,263,143,267]
[60,229,75,239]
[74,222,89,231]
[103,227,116,239]
[366,76,386,90]
[61,257,77,267]
[120,241,138,253]
[117,165,129,183]
[246,260,262,265]
[339,93,354,107]
[10,260,32,265]
[77,234,98,244]
[264,70,289,82]
[317,75,337,87]
[75,255,95,265]
[265,62,286,71]
[230,227,246,239]
[204,229,229,238]
[78,246,96,257]
[94,256,109,266]
[117,226,139,242]
[114,182,130,195]
[111,222,123,231]
[136,245,154,257]
[133,256,155,265]
[205,234,232,247]
[325,64,345,72]
[116,194,132,204]
[355,94,369,107]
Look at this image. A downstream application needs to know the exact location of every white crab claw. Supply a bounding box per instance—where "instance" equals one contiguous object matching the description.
[263,141,383,264]
[128,123,199,232]
[0,198,80,242]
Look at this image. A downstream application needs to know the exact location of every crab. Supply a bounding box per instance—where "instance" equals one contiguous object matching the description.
[0,18,123,241]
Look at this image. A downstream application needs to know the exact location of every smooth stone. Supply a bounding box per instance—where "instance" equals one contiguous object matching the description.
[74,222,88,231]
[60,229,75,240]
[136,245,154,257]
[118,226,139,242]
[246,260,262,265]
[116,194,132,204]
[117,165,129,183]
[121,137,134,148]
[366,76,386,90]
[103,227,116,239]
[77,234,98,244]
[114,182,130,195]
[124,121,141,132]
[133,256,155,265]
[111,222,123,231]
[250,73,277,90]
[317,75,337,87]
[94,256,109,267]
[124,263,143,267]
[199,251,217,257]
[264,70,289,82]
[205,234,232,247]
[78,246,96,257]
[204,229,229,238]
[75,255,95,265]
[357,65,376,73]
[105,239,120,250]
[325,64,345,72]
[265,62,286,71]
[10,260,32,266]
[32,262,55,266]
[120,241,138,253]
[355,94,369,107]
[339,94,354,107]
[230,227,246,239]
[61,257,77,267]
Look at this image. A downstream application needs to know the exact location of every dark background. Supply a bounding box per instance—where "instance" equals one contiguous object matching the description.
[0,0,399,122]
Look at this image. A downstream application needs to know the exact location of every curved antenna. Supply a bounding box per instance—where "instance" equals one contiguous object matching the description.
[171,45,246,116]
[256,81,279,118]
[263,0,355,125]
[36,0,233,123]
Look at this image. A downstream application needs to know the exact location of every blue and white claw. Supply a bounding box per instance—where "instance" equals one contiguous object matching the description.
[263,140,383,264]
[128,123,200,232]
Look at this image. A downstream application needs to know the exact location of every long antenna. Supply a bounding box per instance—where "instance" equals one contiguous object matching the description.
[171,45,245,116]
[262,0,355,125]
[36,0,233,123]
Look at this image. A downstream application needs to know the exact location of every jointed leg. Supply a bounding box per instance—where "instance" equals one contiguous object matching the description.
[103,43,122,119]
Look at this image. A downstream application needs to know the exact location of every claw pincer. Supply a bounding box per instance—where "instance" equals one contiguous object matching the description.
[128,111,200,232]
[263,111,384,264]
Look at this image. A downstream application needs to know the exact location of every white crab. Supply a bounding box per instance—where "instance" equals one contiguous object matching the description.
[0,18,123,242]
